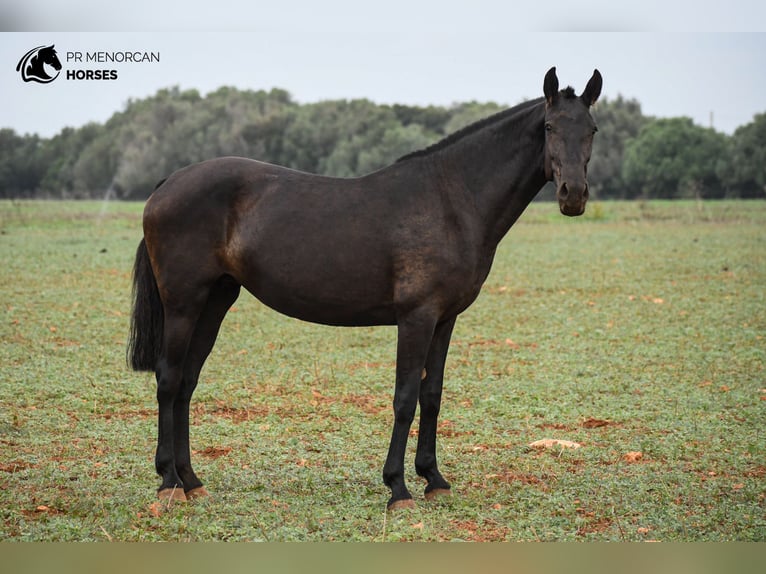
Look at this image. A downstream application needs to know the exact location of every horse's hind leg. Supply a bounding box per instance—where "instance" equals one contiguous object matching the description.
[173,276,241,499]
[155,287,213,501]
[154,276,226,500]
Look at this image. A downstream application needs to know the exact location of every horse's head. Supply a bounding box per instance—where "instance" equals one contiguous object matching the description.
[543,67,602,216]
[38,45,62,71]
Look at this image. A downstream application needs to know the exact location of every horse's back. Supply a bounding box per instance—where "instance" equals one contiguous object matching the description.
[147,156,299,209]
[144,156,329,249]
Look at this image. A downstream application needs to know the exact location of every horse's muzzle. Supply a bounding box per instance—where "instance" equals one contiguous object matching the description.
[557,181,588,217]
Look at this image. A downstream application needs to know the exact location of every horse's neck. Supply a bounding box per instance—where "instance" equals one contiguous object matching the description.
[30,55,43,72]
[436,107,548,247]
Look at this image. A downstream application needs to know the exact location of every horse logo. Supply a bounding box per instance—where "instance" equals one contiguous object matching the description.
[16,45,62,84]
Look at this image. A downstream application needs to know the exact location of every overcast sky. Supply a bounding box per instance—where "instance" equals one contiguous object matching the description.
[2,2,765,138]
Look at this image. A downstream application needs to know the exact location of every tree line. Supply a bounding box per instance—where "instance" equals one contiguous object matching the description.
[1,85,764,200]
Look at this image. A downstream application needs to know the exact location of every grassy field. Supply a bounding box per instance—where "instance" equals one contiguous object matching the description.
[0,199,764,541]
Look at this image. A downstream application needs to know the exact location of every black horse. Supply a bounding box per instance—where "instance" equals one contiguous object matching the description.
[16,45,62,83]
[128,67,602,509]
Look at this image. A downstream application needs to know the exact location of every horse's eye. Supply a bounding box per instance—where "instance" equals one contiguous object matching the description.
[593,126,599,134]
[545,122,553,132]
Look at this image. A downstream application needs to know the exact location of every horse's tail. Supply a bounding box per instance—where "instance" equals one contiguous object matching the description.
[127,238,164,371]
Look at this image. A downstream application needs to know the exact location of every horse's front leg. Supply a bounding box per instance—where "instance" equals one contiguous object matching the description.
[382,312,437,510]
[415,316,455,500]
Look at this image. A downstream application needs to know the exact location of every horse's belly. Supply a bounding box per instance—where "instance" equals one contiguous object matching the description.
[243,281,397,327]
[233,247,397,327]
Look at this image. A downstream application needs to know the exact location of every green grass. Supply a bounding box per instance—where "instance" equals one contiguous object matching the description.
[1,199,764,541]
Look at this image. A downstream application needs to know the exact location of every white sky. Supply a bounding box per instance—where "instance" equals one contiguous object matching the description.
[2,2,765,137]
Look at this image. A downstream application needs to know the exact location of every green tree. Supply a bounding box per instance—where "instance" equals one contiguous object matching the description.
[0,130,57,198]
[718,113,766,198]
[111,87,203,197]
[324,123,435,177]
[588,96,649,199]
[391,104,451,133]
[443,101,505,134]
[272,99,401,175]
[21,84,759,202]
[622,117,728,199]
[0,129,32,198]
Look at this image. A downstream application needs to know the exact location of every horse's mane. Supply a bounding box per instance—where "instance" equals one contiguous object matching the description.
[397,86,578,163]
[396,96,545,163]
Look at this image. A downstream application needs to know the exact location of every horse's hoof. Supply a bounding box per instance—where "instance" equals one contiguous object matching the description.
[387,498,416,511]
[158,487,187,502]
[185,486,210,500]
[424,488,451,501]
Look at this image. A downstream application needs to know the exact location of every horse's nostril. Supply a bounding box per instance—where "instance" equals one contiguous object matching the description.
[559,183,569,199]
[583,185,589,200]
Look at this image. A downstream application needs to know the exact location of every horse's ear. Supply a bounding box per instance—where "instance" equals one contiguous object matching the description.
[581,69,602,107]
[544,67,559,106]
